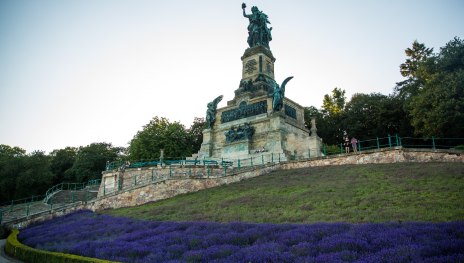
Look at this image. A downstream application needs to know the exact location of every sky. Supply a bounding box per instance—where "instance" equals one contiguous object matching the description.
[0,0,463,153]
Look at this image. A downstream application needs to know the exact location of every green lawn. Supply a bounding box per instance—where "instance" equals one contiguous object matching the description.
[101,162,464,223]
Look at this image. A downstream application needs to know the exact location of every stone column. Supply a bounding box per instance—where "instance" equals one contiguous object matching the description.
[198,128,213,158]
[309,117,323,157]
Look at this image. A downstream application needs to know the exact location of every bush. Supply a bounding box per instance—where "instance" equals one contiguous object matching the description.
[5,229,117,263]
[455,145,464,150]
[16,211,464,263]
[323,144,343,155]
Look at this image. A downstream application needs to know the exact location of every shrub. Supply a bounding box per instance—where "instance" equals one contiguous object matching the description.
[6,229,117,263]
[15,211,464,263]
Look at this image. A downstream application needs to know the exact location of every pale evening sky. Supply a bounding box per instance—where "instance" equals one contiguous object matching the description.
[0,0,463,153]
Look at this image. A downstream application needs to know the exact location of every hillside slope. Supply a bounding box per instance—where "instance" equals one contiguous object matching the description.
[101,162,464,223]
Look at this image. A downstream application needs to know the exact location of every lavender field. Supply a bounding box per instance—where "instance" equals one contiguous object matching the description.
[19,210,464,262]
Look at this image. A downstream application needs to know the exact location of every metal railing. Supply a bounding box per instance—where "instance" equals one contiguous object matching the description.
[106,152,287,172]
[44,179,101,204]
[1,179,101,225]
[105,136,464,172]
[0,194,46,208]
[323,135,464,156]
[0,201,87,226]
[101,152,284,196]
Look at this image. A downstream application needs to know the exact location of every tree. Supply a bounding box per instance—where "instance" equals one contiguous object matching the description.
[128,117,192,161]
[66,143,121,182]
[395,40,433,100]
[316,88,347,145]
[322,87,346,117]
[188,117,206,154]
[408,37,464,137]
[14,151,53,199]
[304,106,332,139]
[50,147,77,185]
[0,145,26,203]
[343,93,412,140]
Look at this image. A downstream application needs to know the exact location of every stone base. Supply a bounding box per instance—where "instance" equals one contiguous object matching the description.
[309,135,323,158]
[196,92,322,161]
[197,129,213,158]
[222,140,251,159]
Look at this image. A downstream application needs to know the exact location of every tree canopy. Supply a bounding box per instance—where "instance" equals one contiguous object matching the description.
[128,117,194,161]
[398,37,464,137]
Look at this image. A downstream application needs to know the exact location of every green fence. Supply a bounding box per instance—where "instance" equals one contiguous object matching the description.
[105,136,464,172]
[44,179,101,204]
[0,194,46,208]
[323,135,464,156]
[1,179,101,225]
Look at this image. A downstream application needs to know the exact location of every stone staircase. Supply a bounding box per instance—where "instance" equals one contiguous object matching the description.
[1,185,100,226]
[1,201,50,225]
[46,185,99,205]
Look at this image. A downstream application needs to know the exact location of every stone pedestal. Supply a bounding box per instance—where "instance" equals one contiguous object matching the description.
[308,117,323,157]
[194,42,322,162]
[196,94,317,162]
[222,139,251,159]
[241,46,275,81]
[198,129,213,158]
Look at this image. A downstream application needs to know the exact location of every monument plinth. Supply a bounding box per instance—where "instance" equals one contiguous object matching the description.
[196,3,322,162]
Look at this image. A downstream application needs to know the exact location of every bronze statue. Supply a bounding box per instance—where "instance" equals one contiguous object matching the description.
[224,123,254,143]
[206,95,223,128]
[242,3,272,49]
[271,76,293,112]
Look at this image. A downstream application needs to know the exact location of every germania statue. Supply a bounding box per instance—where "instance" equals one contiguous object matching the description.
[242,3,272,49]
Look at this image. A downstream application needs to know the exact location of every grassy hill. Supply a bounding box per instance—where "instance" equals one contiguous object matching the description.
[101,162,464,223]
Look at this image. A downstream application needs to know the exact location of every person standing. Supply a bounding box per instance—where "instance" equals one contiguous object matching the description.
[351,137,358,153]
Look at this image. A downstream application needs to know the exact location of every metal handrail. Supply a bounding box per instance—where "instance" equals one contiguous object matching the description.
[43,179,101,203]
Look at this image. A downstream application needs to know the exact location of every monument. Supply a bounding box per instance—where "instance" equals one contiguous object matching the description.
[197,3,322,162]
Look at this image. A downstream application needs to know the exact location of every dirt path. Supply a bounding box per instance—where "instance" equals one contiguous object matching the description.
[0,240,22,263]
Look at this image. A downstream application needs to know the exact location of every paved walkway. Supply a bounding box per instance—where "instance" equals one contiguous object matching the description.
[0,240,22,263]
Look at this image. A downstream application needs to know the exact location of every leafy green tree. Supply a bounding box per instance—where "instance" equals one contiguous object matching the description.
[395,40,433,100]
[322,87,346,117]
[0,145,26,202]
[50,147,77,185]
[66,143,121,182]
[304,106,321,129]
[188,117,206,154]
[315,88,347,145]
[408,37,464,137]
[128,117,192,161]
[343,93,412,140]
[14,151,53,199]
[304,106,331,139]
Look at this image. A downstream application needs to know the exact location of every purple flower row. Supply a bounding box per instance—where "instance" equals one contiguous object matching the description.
[19,210,464,262]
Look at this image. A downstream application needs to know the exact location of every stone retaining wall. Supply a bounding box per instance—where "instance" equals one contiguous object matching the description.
[89,165,279,211]
[281,148,463,170]
[6,204,87,230]
[91,148,462,212]
[6,148,462,229]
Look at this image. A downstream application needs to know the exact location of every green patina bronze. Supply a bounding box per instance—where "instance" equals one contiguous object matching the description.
[221,100,267,123]
[284,104,297,119]
[270,76,293,112]
[224,122,255,143]
[242,3,272,49]
[206,95,223,129]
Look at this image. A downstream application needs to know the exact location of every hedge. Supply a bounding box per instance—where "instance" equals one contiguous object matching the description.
[5,229,118,263]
